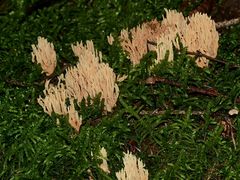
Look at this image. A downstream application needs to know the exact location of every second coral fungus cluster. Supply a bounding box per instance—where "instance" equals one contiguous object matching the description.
[119,9,219,68]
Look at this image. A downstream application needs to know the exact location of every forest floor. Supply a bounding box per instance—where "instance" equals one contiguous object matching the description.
[0,0,240,179]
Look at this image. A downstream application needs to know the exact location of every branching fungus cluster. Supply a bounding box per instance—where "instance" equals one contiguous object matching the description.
[119,9,219,68]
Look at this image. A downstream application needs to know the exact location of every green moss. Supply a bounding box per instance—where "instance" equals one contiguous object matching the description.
[1,0,240,179]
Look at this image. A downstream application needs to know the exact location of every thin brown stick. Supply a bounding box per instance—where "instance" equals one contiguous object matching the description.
[5,58,70,88]
[188,50,226,65]
[5,79,43,87]
[231,128,237,150]
[216,17,240,29]
[146,76,220,97]
[5,79,28,87]
[140,109,204,116]
[147,40,240,68]
[188,50,240,68]
[146,76,240,104]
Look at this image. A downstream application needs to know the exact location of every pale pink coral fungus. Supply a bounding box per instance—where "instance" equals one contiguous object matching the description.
[36,40,119,131]
[119,9,219,68]
[31,36,57,76]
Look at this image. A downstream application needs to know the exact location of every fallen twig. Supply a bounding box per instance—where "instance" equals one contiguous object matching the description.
[188,50,240,68]
[216,17,240,29]
[147,40,240,68]
[219,118,236,150]
[5,79,44,87]
[187,50,227,66]
[146,76,240,104]
[5,79,28,87]
[140,109,204,116]
[145,76,220,97]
